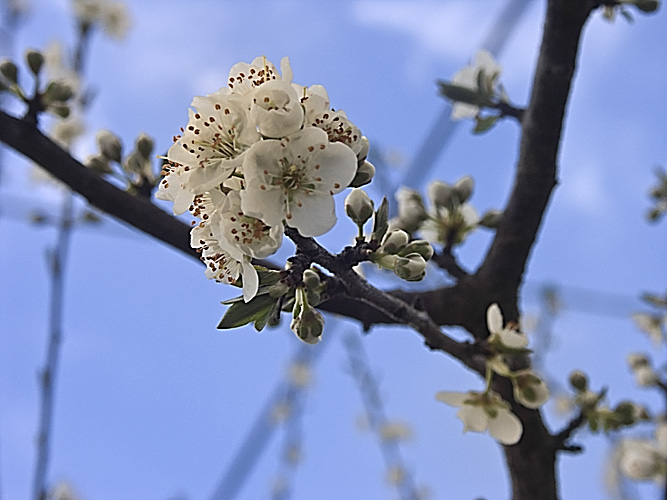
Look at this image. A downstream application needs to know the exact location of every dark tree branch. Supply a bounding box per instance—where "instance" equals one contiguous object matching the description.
[0,109,200,261]
[474,0,598,309]
[551,409,587,453]
[285,228,485,374]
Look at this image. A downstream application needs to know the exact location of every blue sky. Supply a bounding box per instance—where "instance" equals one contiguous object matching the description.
[1,1,667,499]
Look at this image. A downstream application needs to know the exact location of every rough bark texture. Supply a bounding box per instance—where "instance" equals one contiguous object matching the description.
[486,1,597,498]
[0,1,603,498]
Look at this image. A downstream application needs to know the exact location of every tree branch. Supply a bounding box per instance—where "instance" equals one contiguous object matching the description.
[474,0,598,300]
[0,109,200,260]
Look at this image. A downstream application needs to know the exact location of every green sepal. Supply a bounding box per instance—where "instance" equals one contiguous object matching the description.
[218,293,279,331]
[473,115,499,134]
[371,197,389,242]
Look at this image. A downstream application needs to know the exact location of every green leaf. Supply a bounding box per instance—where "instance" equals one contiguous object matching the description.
[438,82,487,106]
[473,115,499,134]
[371,197,389,242]
[218,293,279,330]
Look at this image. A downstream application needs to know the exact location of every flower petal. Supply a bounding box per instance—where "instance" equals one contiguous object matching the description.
[488,408,523,445]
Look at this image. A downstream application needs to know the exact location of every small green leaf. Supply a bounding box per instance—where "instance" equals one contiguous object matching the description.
[438,82,486,106]
[473,115,499,134]
[218,294,279,330]
[371,197,389,242]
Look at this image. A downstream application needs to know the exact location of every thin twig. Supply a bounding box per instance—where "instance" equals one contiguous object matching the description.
[32,192,74,500]
[343,333,423,500]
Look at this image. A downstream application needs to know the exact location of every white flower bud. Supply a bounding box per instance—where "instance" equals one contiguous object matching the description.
[356,135,370,162]
[96,129,122,163]
[349,160,375,188]
[454,176,474,203]
[345,188,374,226]
[380,229,409,254]
[399,239,434,260]
[85,154,113,174]
[428,180,453,208]
[479,209,502,228]
[135,133,154,159]
[394,253,427,281]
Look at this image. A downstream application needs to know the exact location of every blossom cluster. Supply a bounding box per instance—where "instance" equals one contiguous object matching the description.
[157,56,372,302]
[389,176,500,249]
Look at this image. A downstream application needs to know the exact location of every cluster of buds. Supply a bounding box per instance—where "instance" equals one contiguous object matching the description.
[0,49,75,119]
[568,370,650,433]
[343,189,434,282]
[86,130,158,196]
[371,230,433,281]
[389,176,500,250]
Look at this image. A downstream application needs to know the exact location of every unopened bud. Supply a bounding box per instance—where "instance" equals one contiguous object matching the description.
[380,229,409,254]
[44,80,74,102]
[96,129,122,163]
[454,176,474,203]
[48,103,70,118]
[136,133,154,159]
[399,239,433,260]
[356,136,370,162]
[374,253,399,270]
[631,0,660,13]
[428,180,453,208]
[25,49,44,76]
[0,59,18,84]
[394,253,427,281]
[345,188,374,226]
[291,306,324,345]
[302,269,321,290]
[479,209,502,228]
[86,154,113,174]
[349,160,375,188]
[569,370,588,392]
[628,353,650,370]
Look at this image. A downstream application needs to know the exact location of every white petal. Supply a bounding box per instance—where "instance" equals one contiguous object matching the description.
[499,328,529,349]
[487,303,503,335]
[458,405,488,433]
[488,409,523,445]
[288,191,336,237]
[435,391,468,407]
[241,258,259,302]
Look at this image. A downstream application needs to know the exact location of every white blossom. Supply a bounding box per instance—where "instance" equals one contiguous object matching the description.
[156,162,195,215]
[167,92,259,192]
[214,190,283,259]
[450,50,502,120]
[226,56,293,96]
[241,127,357,237]
[487,303,529,350]
[435,390,523,445]
[249,79,304,138]
[190,211,258,302]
